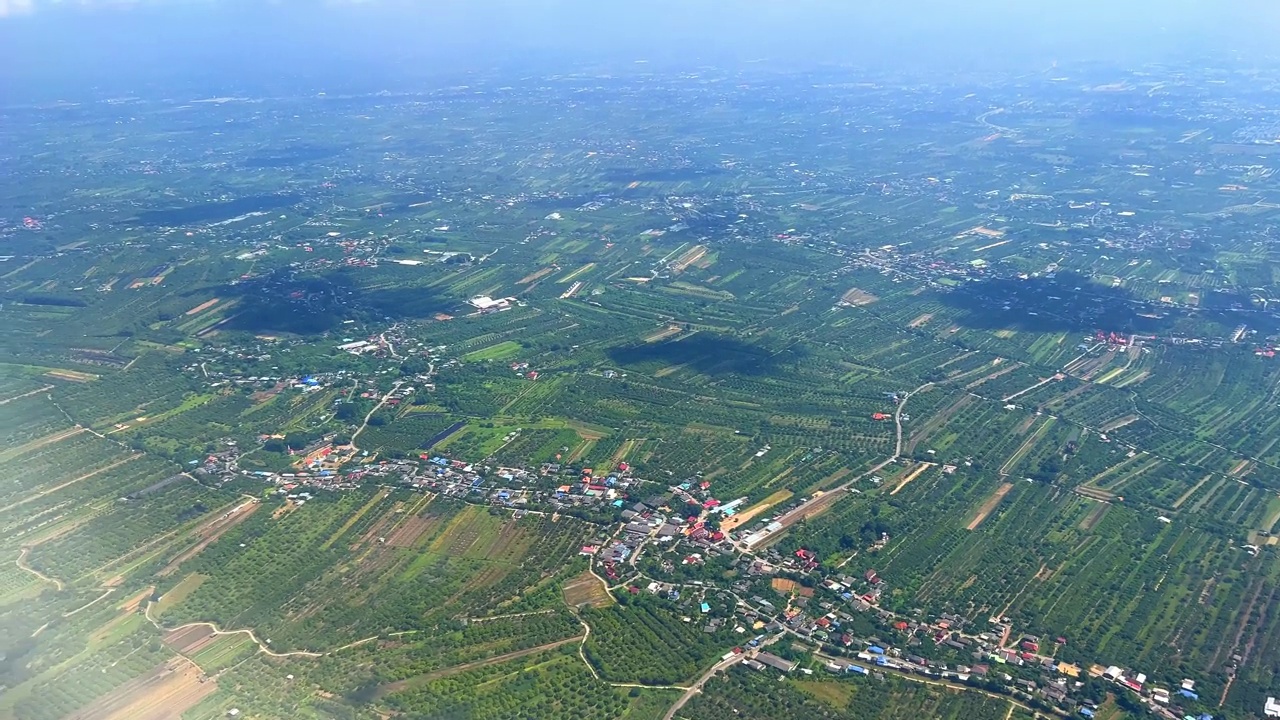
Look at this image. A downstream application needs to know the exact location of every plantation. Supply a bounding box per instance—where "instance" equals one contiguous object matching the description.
[383,647,631,720]
[3,52,1280,720]
[160,495,592,651]
[684,666,1029,720]
[581,597,737,686]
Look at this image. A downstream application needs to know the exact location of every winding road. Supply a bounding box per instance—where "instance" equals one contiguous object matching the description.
[143,602,324,658]
[15,547,63,592]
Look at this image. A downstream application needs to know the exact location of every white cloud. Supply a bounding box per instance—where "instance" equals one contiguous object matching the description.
[0,0,36,18]
[0,0,183,19]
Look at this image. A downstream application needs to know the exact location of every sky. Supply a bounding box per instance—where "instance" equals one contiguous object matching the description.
[2,0,1280,99]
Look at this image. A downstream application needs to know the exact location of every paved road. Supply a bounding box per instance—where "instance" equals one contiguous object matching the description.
[663,633,783,720]
[350,380,404,450]
[742,383,930,547]
[662,652,749,720]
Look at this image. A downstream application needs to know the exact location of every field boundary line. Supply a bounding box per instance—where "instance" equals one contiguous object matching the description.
[0,384,55,405]
[0,453,142,515]
[463,608,558,623]
[377,635,585,697]
[63,587,116,617]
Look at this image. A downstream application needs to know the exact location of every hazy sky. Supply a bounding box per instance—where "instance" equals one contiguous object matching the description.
[3,0,1279,98]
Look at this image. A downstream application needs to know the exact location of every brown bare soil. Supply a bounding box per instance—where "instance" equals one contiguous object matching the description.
[1074,486,1117,503]
[890,462,934,496]
[64,659,215,720]
[721,489,793,531]
[771,578,799,594]
[248,384,285,403]
[353,503,402,551]
[644,324,683,343]
[45,369,99,382]
[386,512,440,549]
[165,624,219,655]
[517,266,558,284]
[1078,502,1110,530]
[907,313,934,328]
[670,245,708,272]
[563,570,614,609]
[112,587,153,617]
[1100,414,1140,433]
[967,483,1014,530]
[840,288,879,306]
[183,298,220,316]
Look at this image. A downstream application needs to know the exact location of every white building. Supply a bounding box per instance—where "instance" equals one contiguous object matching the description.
[467,296,513,311]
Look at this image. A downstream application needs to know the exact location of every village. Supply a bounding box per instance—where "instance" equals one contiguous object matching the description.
[158,302,1275,720]
[183,410,1232,720]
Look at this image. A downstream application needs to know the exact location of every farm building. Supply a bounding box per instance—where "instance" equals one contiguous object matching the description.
[467,295,514,310]
[755,652,797,672]
[742,520,783,549]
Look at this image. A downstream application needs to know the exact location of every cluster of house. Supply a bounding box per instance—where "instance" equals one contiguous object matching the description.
[190,439,360,492]
[509,362,539,381]
[748,609,1211,720]
[686,539,1227,720]
[192,423,1236,720]
[586,493,737,581]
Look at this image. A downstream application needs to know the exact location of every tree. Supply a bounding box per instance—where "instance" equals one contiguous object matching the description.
[284,432,312,450]
[400,356,430,376]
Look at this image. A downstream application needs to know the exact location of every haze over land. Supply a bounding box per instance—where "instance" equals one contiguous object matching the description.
[3,0,1280,96]
[1,2,1280,720]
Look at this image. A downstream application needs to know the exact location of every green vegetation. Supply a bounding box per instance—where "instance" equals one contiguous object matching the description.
[685,666,1025,720]
[3,59,1280,720]
[581,598,736,686]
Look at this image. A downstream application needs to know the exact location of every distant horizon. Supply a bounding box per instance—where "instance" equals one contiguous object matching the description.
[3,0,1280,100]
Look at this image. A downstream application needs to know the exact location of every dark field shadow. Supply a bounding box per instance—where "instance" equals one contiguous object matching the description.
[607,332,805,377]
[218,269,451,334]
[124,193,301,227]
[601,167,726,183]
[936,271,1280,337]
[936,271,1172,334]
[244,144,346,168]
